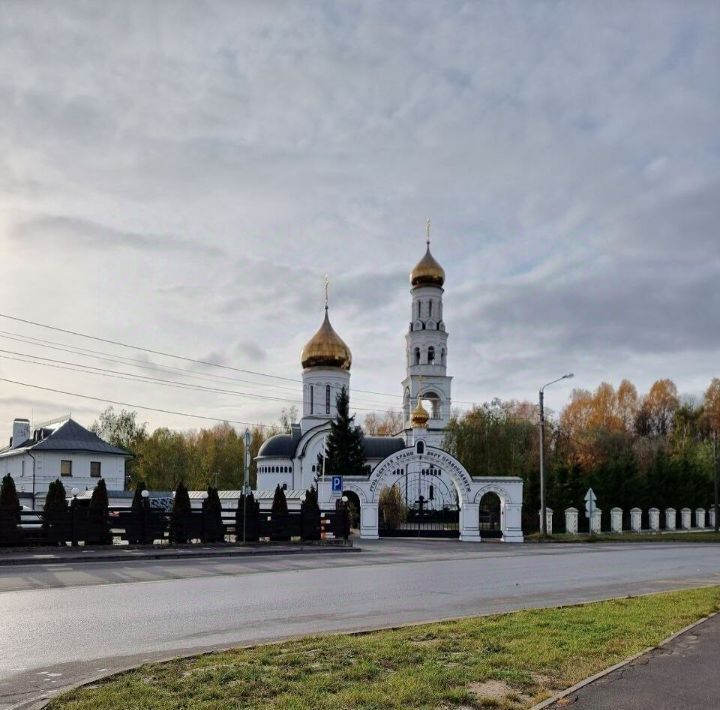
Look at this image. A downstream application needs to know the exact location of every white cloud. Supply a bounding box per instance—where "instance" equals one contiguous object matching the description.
[0,0,717,439]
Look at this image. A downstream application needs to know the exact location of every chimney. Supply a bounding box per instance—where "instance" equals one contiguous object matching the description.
[11,418,31,448]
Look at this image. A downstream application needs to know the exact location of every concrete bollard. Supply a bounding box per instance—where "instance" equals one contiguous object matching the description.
[709,508,716,529]
[648,508,660,531]
[590,508,602,534]
[610,507,623,533]
[538,508,554,534]
[665,507,676,530]
[630,507,642,533]
[681,508,692,530]
[565,507,579,535]
[695,508,706,529]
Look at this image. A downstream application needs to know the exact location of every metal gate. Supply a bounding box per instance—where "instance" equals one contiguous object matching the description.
[379,465,460,538]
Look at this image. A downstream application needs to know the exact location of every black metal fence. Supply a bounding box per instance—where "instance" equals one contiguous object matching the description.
[0,503,350,548]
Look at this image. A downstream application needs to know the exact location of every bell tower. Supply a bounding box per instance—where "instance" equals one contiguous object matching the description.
[401,221,452,447]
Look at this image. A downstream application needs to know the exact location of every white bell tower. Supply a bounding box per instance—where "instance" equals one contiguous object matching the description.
[401,221,452,447]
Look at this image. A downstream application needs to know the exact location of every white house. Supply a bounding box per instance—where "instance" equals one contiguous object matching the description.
[0,417,130,508]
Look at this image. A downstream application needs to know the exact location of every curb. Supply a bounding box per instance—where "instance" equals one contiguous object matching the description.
[530,610,719,709]
[0,544,359,567]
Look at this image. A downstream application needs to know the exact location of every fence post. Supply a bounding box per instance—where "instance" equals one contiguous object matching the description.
[610,507,623,533]
[71,499,79,547]
[539,508,553,534]
[590,508,602,534]
[681,507,692,530]
[648,508,660,531]
[630,507,642,533]
[695,508,706,529]
[665,507,676,530]
[564,507,578,535]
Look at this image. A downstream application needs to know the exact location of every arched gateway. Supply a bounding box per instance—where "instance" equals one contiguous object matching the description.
[344,445,524,542]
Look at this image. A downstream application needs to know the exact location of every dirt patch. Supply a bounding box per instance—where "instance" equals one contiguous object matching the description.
[469,679,512,699]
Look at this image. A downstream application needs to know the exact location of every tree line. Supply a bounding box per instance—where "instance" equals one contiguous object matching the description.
[442,378,720,529]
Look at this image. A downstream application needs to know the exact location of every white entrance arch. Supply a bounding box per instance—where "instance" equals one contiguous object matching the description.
[347,446,524,542]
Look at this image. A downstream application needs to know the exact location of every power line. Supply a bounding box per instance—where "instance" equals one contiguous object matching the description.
[0,312,484,406]
[0,348,390,412]
[0,326,404,406]
[0,376,271,428]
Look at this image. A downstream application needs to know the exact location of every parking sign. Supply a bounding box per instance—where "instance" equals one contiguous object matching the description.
[331,475,343,493]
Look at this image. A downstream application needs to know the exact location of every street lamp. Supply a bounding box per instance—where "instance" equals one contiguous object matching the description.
[539,373,574,537]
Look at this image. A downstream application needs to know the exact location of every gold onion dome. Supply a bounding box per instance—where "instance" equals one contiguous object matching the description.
[301,307,352,370]
[410,398,430,428]
[410,245,445,287]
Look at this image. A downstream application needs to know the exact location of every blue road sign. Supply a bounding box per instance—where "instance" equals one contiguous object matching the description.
[331,475,343,493]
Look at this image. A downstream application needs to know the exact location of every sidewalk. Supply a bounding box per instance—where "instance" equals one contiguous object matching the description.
[0,541,358,567]
[548,612,720,709]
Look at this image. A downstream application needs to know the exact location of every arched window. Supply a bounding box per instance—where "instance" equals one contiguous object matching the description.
[441,347,446,364]
[310,385,314,413]
[429,484,434,501]
[416,440,425,455]
[428,300,433,317]
[325,385,331,414]
[428,346,435,364]
[417,301,421,319]
[414,347,421,365]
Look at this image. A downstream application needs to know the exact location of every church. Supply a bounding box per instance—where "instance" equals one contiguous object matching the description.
[256,229,524,542]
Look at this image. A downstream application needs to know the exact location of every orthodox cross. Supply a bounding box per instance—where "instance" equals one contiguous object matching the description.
[324,274,329,310]
[426,217,431,246]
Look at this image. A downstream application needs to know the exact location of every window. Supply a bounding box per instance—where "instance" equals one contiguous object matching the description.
[417,301,421,319]
[310,385,314,413]
[428,300,433,317]
[326,384,331,414]
[60,460,72,477]
[428,346,435,364]
[416,441,425,455]
[414,347,421,365]
[90,461,101,477]
[441,347,446,364]
[429,484,434,501]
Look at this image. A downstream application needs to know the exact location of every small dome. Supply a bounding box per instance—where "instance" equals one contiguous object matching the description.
[410,246,445,287]
[410,398,429,428]
[301,308,352,370]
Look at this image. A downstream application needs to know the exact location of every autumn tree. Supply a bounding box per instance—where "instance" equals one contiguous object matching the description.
[363,410,404,436]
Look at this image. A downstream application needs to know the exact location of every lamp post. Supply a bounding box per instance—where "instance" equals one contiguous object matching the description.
[243,427,251,544]
[539,373,574,537]
[714,429,719,534]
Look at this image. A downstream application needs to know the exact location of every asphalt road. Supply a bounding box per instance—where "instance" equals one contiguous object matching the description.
[1,540,719,709]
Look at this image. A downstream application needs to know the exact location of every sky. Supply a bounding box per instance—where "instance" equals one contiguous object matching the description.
[0,0,718,442]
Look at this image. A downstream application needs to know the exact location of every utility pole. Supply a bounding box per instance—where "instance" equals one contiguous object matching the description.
[243,428,251,544]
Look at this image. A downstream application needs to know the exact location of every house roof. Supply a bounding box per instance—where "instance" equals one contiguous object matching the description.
[0,418,130,457]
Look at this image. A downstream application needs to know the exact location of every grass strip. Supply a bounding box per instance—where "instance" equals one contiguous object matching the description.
[50,586,720,710]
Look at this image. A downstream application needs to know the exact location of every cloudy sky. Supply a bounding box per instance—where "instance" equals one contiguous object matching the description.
[0,0,718,441]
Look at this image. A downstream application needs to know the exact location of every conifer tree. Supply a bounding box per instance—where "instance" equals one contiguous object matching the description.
[44,479,68,514]
[0,474,20,523]
[325,387,366,476]
[89,478,109,512]
[304,485,319,511]
[172,481,191,514]
[131,480,147,511]
[271,484,288,514]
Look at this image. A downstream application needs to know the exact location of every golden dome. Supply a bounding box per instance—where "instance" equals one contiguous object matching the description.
[410,245,445,287]
[410,398,429,428]
[301,308,352,370]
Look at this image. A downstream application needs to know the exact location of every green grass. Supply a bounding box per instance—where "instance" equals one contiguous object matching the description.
[50,587,720,710]
[527,531,720,543]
